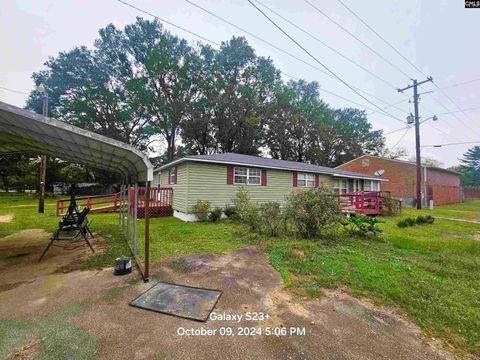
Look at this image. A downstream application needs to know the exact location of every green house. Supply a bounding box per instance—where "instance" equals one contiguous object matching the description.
[154,153,382,221]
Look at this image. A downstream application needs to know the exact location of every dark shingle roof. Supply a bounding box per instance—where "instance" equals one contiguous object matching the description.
[158,153,381,180]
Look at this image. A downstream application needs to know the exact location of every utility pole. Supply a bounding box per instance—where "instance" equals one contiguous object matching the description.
[37,85,48,213]
[398,77,433,209]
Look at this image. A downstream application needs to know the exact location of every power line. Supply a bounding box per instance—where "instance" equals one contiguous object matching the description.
[115,0,220,46]
[0,86,29,95]
[426,122,463,143]
[434,105,480,117]
[247,0,407,124]
[252,0,397,90]
[367,99,409,116]
[113,0,403,122]
[303,0,412,80]
[331,0,480,139]
[281,72,376,112]
[184,0,409,122]
[436,77,480,90]
[383,125,411,136]
[336,0,427,79]
[421,141,480,148]
[431,79,480,130]
[391,127,411,150]
[118,0,478,151]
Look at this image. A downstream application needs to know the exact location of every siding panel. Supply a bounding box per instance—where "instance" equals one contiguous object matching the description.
[186,162,338,213]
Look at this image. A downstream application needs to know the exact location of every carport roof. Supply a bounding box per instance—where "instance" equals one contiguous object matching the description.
[0,101,153,182]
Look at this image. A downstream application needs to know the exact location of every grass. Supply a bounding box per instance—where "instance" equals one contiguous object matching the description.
[0,302,97,359]
[416,201,480,222]
[0,193,245,268]
[1,193,479,355]
[261,202,480,355]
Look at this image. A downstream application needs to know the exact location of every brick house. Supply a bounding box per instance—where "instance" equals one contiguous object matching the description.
[337,155,463,206]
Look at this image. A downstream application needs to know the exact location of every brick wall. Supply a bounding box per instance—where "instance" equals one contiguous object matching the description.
[428,185,462,205]
[337,156,462,205]
[464,186,480,199]
[337,156,415,198]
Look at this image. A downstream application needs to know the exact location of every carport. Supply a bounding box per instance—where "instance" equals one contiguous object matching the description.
[0,100,154,281]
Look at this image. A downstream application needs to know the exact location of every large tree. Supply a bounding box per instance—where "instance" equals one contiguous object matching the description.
[459,146,480,185]
[309,108,385,167]
[26,23,149,147]
[127,19,201,161]
[181,37,279,156]
[265,79,330,162]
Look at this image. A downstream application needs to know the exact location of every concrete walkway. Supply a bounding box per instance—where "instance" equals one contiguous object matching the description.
[434,216,480,225]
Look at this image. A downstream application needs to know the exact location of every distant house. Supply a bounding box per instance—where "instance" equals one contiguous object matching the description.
[154,153,382,221]
[337,155,462,206]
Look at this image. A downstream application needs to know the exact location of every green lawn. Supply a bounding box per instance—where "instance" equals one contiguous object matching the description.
[1,193,479,355]
[0,193,245,268]
[264,202,480,355]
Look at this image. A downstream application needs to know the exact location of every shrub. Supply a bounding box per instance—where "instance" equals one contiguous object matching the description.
[382,194,402,216]
[284,187,341,238]
[232,187,261,231]
[397,215,435,228]
[208,207,223,222]
[259,201,283,237]
[223,205,238,218]
[342,214,384,236]
[416,215,435,224]
[397,217,416,228]
[192,200,211,222]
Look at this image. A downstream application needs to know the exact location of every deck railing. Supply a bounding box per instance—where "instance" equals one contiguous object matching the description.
[56,187,174,217]
[338,191,401,215]
[56,193,119,216]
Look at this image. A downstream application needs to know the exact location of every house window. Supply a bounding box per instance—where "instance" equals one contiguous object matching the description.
[362,159,370,167]
[234,167,261,185]
[364,180,380,191]
[297,172,315,187]
[364,180,372,191]
[336,179,348,193]
[169,167,176,184]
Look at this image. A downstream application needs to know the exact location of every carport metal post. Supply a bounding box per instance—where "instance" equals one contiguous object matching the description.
[119,184,123,226]
[121,185,125,232]
[133,183,138,256]
[144,180,151,281]
[126,183,131,243]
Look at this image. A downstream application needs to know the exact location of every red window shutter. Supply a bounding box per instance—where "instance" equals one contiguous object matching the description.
[293,172,297,187]
[168,169,171,185]
[174,167,177,184]
[315,174,320,187]
[261,169,267,186]
[227,166,234,185]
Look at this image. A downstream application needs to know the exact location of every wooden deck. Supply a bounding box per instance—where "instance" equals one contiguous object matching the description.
[338,191,396,216]
[56,187,173,218]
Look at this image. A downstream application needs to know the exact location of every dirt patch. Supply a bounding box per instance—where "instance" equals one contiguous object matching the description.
[0,214,14,223]
[292,248,305,258]
[0,229,106,294]
[474,233,480,241]
[0,246,455,360]
[4,334,40,360]
[0,229,50,248]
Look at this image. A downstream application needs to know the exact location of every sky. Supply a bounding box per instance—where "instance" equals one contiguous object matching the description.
[1,0,479,167]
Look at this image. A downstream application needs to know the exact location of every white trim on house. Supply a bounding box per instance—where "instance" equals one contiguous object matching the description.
[156,157,383,181]
[332,173,387,181]
[173,210,198,222]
